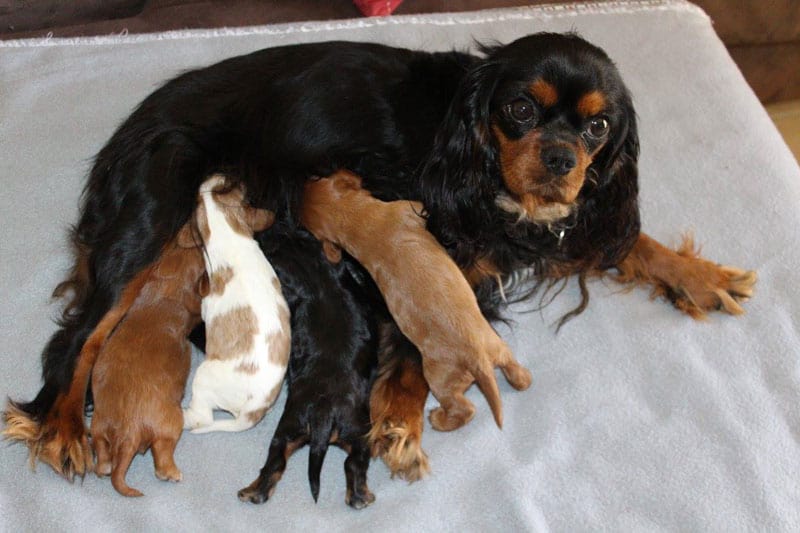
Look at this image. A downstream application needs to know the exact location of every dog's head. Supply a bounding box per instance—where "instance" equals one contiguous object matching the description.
[421,32,639,270]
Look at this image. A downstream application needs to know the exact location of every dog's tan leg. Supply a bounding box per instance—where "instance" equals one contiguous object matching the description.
[611,232,756,319]
[368,329,430,481]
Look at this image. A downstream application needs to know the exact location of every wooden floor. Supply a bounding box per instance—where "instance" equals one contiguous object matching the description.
[767,99,800,163]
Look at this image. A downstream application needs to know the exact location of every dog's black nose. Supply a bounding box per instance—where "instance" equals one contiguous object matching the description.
[541,146,577,175]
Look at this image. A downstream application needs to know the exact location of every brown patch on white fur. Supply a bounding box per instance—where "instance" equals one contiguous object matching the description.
[209,266,234,296]
[265,380,283,406]
[236,361,259,375]
[577,90,606,117]
[266,310,290,368]
[530,79,558,107]
[611,233,756,318]
[206,307,258,360]
[247,406,269,424]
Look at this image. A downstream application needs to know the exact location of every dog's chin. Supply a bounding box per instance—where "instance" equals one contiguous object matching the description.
[495,192,576,226]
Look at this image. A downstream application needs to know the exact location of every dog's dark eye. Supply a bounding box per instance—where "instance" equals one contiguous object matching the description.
[507,99,535,123]
[587,117,610,137]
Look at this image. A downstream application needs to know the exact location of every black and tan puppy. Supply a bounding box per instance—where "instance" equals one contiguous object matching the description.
[237,222,380,509]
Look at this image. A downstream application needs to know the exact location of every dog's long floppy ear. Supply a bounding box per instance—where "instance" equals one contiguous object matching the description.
[590,90,639,189]
[569,92,641,269]
[418,60,501,254]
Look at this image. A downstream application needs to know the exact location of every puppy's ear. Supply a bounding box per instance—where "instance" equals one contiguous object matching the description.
[322,241,343,263]
[332,171,362,190]
[246,208,275,233]
[197,272,210,298]
[176,223,198,248]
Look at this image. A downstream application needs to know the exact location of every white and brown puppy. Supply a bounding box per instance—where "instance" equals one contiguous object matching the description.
[183,175,291,433]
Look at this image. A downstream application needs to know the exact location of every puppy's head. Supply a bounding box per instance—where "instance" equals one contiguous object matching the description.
[195,175,275,240]
[486,33,637,223]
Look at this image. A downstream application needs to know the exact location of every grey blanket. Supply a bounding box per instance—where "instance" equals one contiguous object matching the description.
[2,1,799,530]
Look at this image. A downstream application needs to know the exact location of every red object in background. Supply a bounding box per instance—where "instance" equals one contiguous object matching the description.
[353,0,403,17]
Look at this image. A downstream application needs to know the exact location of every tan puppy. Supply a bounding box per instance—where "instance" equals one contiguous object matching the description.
[301,170,532,432]
[84,224,205,496]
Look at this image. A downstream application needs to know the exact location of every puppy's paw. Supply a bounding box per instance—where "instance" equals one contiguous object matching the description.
[346,486,376,510]
[368,419,429,482]
[429,404,475,432]
[238,475,278,504]
[155,466,182,483]
[95,460,112,477]
[501,362,532,391]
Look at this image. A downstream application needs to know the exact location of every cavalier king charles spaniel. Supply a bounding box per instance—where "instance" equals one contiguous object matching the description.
[5,32,755,485]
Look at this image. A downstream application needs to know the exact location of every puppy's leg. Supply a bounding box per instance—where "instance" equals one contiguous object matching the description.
[182,371,216,431]
[368,329,430,481]
[423,358,476,432]
[494,344,532,391]
[612,233,756,318]
[343,438,375,510]
[151,437,182,482]
[93,434,112,477]
[238,414,306,504]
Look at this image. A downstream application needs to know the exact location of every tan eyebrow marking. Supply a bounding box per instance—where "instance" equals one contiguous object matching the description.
[577,91,606,117]
[529,79,558,108]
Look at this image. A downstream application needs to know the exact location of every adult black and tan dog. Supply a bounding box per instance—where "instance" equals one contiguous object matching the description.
[4,33,755,482]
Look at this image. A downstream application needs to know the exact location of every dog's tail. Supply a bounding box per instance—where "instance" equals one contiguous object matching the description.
[111,440,143,497]
[473,360,504,429]
[307,408,336,503]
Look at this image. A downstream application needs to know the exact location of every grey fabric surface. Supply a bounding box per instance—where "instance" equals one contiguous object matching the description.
[2,1,799,530]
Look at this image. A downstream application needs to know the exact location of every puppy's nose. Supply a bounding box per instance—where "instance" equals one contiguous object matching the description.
[541,146,577,176]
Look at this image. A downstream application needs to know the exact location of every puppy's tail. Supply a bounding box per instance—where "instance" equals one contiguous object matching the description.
[307,410,335,503]
[111,440,143,497]
[474,361,503,429]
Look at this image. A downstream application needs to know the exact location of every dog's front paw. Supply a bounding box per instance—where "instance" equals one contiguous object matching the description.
[367,418,429,482]
[615,234,757,320]
[662,239,756,319]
